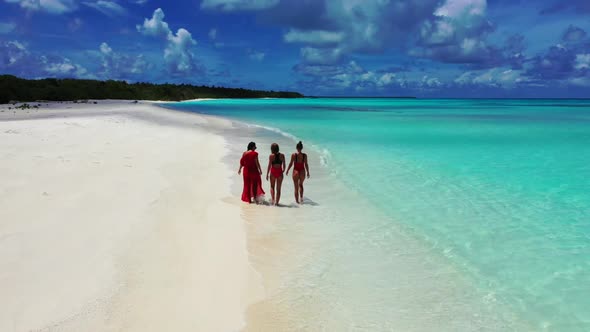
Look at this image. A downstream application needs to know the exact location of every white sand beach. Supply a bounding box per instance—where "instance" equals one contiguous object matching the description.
[0,101,263,332]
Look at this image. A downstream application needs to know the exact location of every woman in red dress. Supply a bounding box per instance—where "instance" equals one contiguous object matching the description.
[238,142,265,203]
[265,143,285,206]
[286,141,310,204]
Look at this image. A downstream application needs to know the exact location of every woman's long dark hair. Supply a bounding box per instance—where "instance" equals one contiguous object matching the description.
[271,143,280,163]
[247,142,256,151]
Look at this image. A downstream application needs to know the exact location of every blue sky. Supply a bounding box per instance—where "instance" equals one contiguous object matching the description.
[1,0,589,97]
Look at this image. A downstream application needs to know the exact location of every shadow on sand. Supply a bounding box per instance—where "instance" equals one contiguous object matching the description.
[256,197,319,208]
[300,197,319,206]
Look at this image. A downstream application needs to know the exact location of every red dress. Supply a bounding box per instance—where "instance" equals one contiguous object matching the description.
[241,151,265,202]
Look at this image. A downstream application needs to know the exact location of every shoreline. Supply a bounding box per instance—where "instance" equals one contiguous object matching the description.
[170,103,535,331]
[0,101,263,331]
[1,99,534,331]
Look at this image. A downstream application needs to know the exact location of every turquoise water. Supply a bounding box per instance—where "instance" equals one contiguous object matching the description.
[168,98,590,331]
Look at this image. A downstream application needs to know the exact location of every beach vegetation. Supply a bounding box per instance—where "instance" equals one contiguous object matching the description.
[0,75,304,103]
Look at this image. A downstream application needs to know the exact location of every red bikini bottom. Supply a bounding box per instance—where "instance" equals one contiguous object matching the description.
[270,167,283,178]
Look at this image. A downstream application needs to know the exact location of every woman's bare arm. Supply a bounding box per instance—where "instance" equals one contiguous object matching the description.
[285,153,294,175]
[304,154,310,178]
[266,155,271,180]
[238,152,245,174]
[282,153,286,171]
[256,155,262,175]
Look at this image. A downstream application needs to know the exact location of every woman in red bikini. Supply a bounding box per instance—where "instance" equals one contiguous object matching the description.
[266,143,285,206]
[286,141,310,204]
[238,142,265,203]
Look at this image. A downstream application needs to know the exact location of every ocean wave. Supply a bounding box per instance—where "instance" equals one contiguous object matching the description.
[246,123,300,142]
[242,122,333,169]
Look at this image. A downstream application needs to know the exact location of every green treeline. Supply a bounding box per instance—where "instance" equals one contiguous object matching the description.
[0,75,304,103]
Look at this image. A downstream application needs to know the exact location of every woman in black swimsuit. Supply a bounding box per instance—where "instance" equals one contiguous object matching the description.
[266,143,285,206]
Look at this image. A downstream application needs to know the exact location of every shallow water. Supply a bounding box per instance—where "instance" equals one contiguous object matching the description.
[167,98,590,331]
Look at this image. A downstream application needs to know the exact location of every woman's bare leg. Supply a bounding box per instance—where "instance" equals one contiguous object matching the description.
[270,175,276,205]
[292,171,300,204]
[251,180,258,204]
[276,175,283,206]
[298,172,305,203]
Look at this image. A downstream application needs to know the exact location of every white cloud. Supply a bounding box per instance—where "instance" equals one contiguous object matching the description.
[4,0,77,14]
[83,1,126,16]
[323,0,385,52]
[200,0,279,11]
[4,0,133,15]
[130,55,148,74]
[421,75,442,88]
[426,0,489,44]
[42,56,88,77]
[295,60,413,92]
[208,28,217,40]
[0,22,16,34]
[100,42,112,55]
[301,47,343,65]
[455,68,526,88]
[240,1,493,71]
[137,8,170,38]
[336,70,404,93]
[420,20,455,45]
[471,70,495,84]
[460,37,487,57]
[284,29,345,46]
[498,70,522,84]
[332,73,352,88]
[574,54,590,70]
[138,9,199,74]
[417,0,496,64]
[434,0,486,18]
[454,71,471,84]
[45,61,76,74]
[0,39,91,78]
[377,72,396,87]
[568,76,590,87]
[165,28,197,73]
[0,40,28,66]
[99,42,150,77]
[283,1,422,68]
